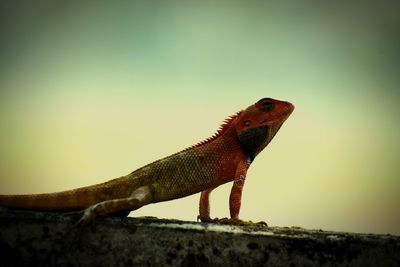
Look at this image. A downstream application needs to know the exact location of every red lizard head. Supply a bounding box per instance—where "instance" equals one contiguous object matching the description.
[235,98,294,160]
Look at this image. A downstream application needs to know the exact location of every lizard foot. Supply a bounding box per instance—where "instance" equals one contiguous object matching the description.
[197,215,219,223]
[214,218,268,227]
[73,207,96,228]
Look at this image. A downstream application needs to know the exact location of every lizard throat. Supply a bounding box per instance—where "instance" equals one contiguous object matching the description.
[237,125,271,162]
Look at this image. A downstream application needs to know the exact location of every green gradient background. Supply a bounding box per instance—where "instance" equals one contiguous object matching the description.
[1,1,399,234]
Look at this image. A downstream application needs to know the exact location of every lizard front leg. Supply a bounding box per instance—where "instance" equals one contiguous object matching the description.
[223,161,268,226]
[214,159,267,226]
[76,185,153,226]
[197,177,245,223]
[198,159,249,224]
[229,174,246,220]
[229,158,249,220]
[198,187,216,222]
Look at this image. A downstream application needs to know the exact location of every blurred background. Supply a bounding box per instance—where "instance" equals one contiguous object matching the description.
[0,1,399,235]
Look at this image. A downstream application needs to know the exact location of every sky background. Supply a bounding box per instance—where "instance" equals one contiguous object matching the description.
[0,1,399,235]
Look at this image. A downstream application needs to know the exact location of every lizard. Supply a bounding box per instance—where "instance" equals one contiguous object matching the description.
[0,97,294,225]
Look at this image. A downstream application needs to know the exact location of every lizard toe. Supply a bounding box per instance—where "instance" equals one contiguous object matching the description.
[73,207,96,228]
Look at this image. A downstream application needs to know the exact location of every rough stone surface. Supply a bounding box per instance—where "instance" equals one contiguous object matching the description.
[0,209,399,267]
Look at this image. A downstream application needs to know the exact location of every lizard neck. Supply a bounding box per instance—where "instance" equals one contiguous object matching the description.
[228,126,256,164]
[211,125,252,165]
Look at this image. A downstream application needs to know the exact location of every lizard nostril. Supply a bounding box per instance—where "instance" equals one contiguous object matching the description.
[244,120,251,127]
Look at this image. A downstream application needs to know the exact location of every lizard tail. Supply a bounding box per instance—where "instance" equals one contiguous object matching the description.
[0,190,92,211]
[0,176,138,211]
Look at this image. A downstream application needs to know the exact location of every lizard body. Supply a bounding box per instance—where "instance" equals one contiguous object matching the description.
[0,98,294,224]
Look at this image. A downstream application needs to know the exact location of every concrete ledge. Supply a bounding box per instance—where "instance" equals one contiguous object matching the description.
[0,209,399,266]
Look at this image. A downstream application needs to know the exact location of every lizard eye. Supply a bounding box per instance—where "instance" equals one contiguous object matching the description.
[260,101,274,112]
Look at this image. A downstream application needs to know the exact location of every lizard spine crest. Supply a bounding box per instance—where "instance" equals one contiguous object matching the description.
[186,111,242,150]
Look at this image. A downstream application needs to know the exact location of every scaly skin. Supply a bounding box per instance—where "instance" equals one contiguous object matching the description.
[0,98,294,225]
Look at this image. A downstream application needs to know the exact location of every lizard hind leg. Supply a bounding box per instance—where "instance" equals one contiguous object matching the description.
[75,185,153,227]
